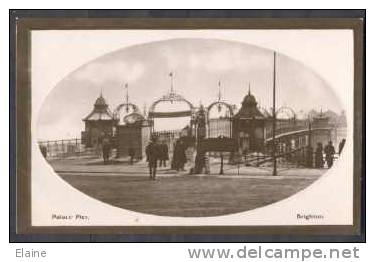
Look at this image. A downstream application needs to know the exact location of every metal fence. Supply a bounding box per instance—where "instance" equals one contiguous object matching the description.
[237,147,340,169]
[38,137,341,170]
[37,138,97,159]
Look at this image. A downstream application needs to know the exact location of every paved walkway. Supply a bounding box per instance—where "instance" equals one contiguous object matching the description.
[49,157,324,179]
[47,157,326,217]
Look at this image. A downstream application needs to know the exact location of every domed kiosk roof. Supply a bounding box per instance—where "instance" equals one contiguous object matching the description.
[94,95,107,106]
[242,92,257,107]
[83,93,114,121]
[234,89,265,119]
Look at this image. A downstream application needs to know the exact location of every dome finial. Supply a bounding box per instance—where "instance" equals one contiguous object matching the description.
[125,82,129,113]
[248,83,251,96]
[169,71,174,93]
[94,89,108,107]
[218,80,222,101]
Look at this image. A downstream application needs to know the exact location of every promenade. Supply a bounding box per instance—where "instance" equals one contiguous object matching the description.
[49,158,324,217]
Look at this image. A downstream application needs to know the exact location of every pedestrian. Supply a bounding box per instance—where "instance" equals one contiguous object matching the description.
[176,140,187,171]
[128,147,135,165]
[146,136,159,180]
[315,143,324,168]
[159,141,169,167]
[102,133,111,164]
[338,138,346,155]
[324,140,335,168]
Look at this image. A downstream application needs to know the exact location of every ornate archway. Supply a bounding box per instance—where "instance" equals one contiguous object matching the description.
[276,106,296,120]
[113,102,144,125]
[206,101,234,138]
[148,90,194,131]
[275,106,297,131]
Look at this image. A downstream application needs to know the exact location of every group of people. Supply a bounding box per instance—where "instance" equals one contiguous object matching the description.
[314,139,345,168]
[146,137,188,180]
[145,137,170,180]
[100,133,346,175]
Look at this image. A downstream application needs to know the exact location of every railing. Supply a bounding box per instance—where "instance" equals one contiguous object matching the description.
[235,146,339,169]
[37,138,97,159]
[265,123,309,140]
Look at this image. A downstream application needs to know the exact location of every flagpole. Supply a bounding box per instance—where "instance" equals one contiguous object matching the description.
[125,83,129,104]
[218,80,221,101]
[272,51,277,176]
[169,72,174,93]
[125,82,129,112]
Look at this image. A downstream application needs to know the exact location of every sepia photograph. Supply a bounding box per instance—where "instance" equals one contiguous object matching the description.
[36,37,348,218]
[11,15,364,238]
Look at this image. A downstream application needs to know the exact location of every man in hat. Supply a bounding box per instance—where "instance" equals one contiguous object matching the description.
[145,136,159,180]
[315,143,324,168]
[324,140,335,168]
[101,132,112,164]
[159,141,169,168]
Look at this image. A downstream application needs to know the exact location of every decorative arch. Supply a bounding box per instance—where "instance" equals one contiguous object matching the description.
[148,92,194,119]
[122,112,145,124]
[276,106,296,120]
[113,103,143,123]
[206,101,234,118]
[206,101,234,138]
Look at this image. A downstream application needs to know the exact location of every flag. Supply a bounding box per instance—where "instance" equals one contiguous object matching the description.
[169,72,173,77]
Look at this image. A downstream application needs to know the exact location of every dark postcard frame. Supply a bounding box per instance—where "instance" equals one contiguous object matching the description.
[9,10,365,242]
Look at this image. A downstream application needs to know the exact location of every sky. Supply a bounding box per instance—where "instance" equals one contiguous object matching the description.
[37,38,343,141]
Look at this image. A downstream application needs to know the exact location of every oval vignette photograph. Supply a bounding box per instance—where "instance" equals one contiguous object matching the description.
[36,38,348,217]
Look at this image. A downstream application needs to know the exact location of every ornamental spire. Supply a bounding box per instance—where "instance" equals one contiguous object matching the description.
[125,82,129,104]
[169,71,174,93]
[218,80,222,101]
[125,82,129,113]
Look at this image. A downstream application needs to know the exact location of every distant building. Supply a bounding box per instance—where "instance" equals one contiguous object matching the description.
[79,87,340,159]
[233,90,266,153]
[336,110,347,127]
[309,112,335,149]
[81,93,117,147]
